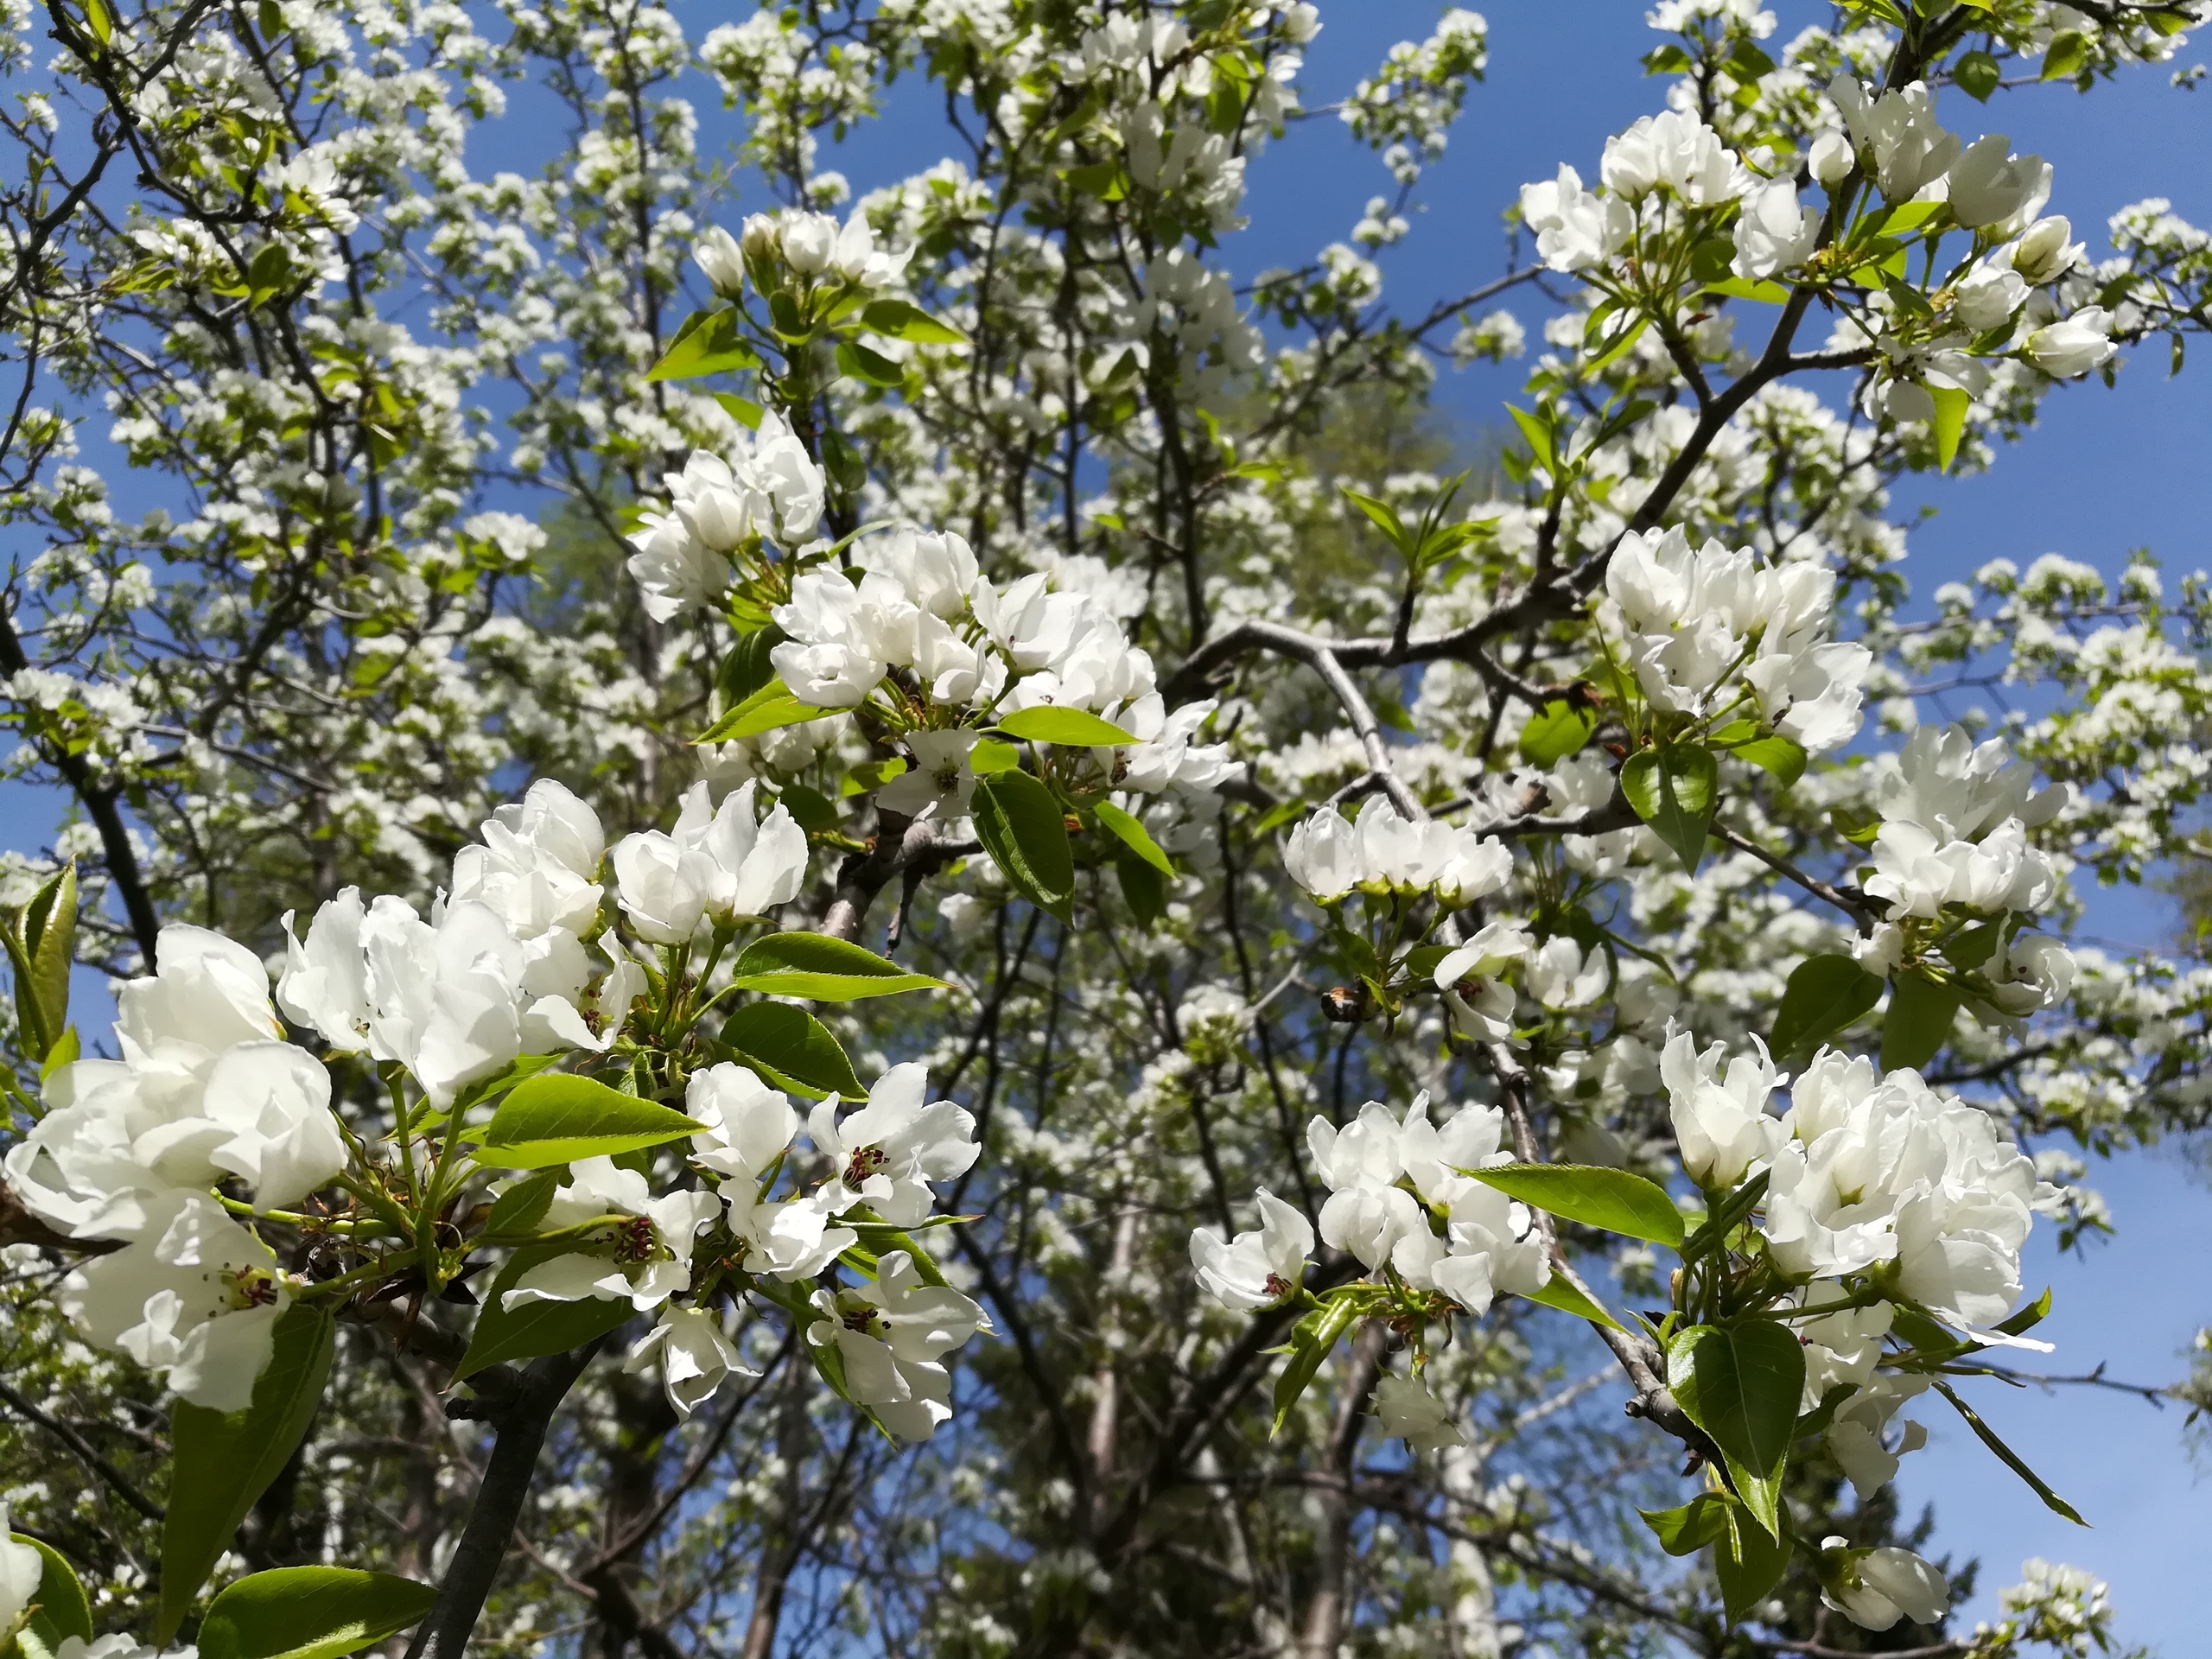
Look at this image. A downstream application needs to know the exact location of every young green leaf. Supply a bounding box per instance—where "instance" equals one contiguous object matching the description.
[723,1000,865,1099]
[2040,29,2088,80]
[472,1075,703,1169]
[1728,734,1806,789]
[1463,1163,1685,1248]
[198,1567,438,1659]
[1338,487,1413,557]
[1620,744,1719,872]
[1665,1319,1806,1541]
[1094,799,1173,875]
[728,931,948,1002]
[1518,700,1594,767]
[861,297,968,346]
[836,340,906,388]
[1271,1295,1362,1437]
[645,308,761,383]
[1637,1494,1732,1558]
[160,1306,337,1641]
[972,770,1076,922]
[1516,1272,1629,1333]
[1770,954,1885,1059]
[694,684,836,745]
[1954,48,2002,100]
[481,1168,561,1238]
[6,1533,93,1657]
[993,705,1136,746]
[1116,852,1166,926]
[1929,384,1971,474]
[1716,1500,1793,1624]
[453,1242,634,1381]
[969,738,1020,774]
[1931,1380,2088,1525]
[1881,971,1961,1071]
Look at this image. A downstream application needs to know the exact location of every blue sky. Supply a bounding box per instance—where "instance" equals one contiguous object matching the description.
[6,1,2208,1648]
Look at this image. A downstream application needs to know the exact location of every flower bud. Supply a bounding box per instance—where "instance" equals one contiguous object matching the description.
[1808,129,1853,188]
[694,226,747,298]
[2024,306,2114,378]
[2006,214,2082,286]
[779,212,838,276]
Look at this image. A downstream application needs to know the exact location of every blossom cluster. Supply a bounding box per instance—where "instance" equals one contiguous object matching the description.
[1281,796,1513,906]
[1599,524,1871,749]
[1192,1093,1551,1449]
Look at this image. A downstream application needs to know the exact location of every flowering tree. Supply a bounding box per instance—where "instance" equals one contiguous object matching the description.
[3,2,2210,1657]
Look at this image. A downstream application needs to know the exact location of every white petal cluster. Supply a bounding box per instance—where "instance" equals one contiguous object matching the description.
[502,1157,721,1312]
[1600,527,1871,750]
[1191,1187,1314,1311]
[807,1249,984,1443]
[766,531,1239,799]
[1281,798,1511,906]
[1372,1372,1465,1451]
[625,413,827,621]
[1820,1539,1952,1632]
[7,926,343,1241]
[611,780,808,944]
[1599,110,1749,207]
[1519,164,1631,272]
[1863,724,2069,925]
[1300,1094,1550,1315]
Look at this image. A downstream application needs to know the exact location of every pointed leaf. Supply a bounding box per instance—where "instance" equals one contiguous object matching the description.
[972,770,1075,922]
[198,1568,438,1659]
[1716,1500,1793,1624]
[1729,734,1806,789]
[993,706,1136,746]
[695,683,837,745]
[728,931,947,1002]
[1094,799,1173,875]
[1464,1163,1684,1248]
[1620,744,1718,872]
[860,298,966,346]
[646,308,761,383]
[1116,853,1166,926]
[1667,1320,1804,1541]
[1516,1271,1628,1333]
[160,1306,336,1641]
[1637,1494,1732,1558]
[1931,1380,2088,1525]
[473,1075,703,1169]
[1519,701,1594,767]
[6,1534,92,1652]
[722,1000,864,1098]
[453,1241,633,1382]
[1881,972,1961,1071]
[481,1169,561,1239]
[1271,1295,1362,1438]
[1930,384,1970,473]
[1770,954,1884,1060]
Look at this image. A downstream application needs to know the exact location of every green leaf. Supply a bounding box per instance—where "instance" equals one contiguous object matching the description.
[1829,804,1881,848]
[1620,744,1719,873]
[1729,734,1806,788]
[1931,1380,2087,1524]
[1464,1163,1685,1248]
[969,738,1020,775]
[482,1169,561,1239]
[199,1568,438,1659]
[842,758,907,797]
[722,1000,864,1099]
[1955,48,2002,101]
[716,627,785,709]
[2040,29,2088,80]
[1058,160,1130,200]
[1770,955,1885,1060]
[1519,700,1595,767]
[713,391,764,429]
[82,0,112,43]
[160,1306,337,1642]
[728,931,947,1002]
[972,770,1076,923]
[1929,383,1970,473]
[836,339,906,389]
[453,1241,636,1382]
[1516,1271,1628,1333]
[695,683,837,745]
[1506,404,1555,473]
[993,705,1136,747]
[5,861,76,1062]
[1881,971,1961,1071]
[1094,799,1173,876]
[777,784,842,833]
[1271,1295,1362,1437]
[1338,487,1412,556]
[1947,920,2004,970]
[6,1533,92,1656]
[1641,43,1692,75]
[645,308,761,383]
[1666,1320,1806,1541]
[1116,852,1166,926]
[473,1075,704,1169]
[1705,276,1791,303]
[1637,1494,1732,1557]
[861,298,967,346]
[1716,1500,1792,1624]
